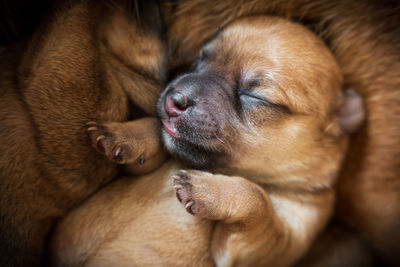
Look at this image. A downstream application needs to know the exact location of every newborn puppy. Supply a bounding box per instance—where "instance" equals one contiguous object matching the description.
[157,16,364,266]
[0,0,166,265]
[50,16,364,266]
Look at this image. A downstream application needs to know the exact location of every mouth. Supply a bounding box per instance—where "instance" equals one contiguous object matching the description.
[161,119,180,139]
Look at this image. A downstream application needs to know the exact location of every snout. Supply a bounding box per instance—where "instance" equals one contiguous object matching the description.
[158,85,193,139]
[156,72,236,166]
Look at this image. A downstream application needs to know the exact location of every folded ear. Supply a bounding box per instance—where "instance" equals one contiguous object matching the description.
[325,89,365,136]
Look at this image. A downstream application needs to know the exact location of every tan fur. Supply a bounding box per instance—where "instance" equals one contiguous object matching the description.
[50,17,362,266]
[2,0,399,265]
[162,1,400,264]
[0,0,166,265]
[50,161,213,267]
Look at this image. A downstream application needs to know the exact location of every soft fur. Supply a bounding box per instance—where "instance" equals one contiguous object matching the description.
[50,16,364,266]
[1,0,399,265]
[162,1,400,264]
[0,0,166,265]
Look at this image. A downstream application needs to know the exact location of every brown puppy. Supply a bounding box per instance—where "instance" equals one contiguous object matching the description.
[163,1,400,264]
[50,16,364,266]
[0,0,165,265]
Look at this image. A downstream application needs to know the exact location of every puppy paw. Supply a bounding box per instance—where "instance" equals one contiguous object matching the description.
[172,169,219,218]
[86,122,139,164]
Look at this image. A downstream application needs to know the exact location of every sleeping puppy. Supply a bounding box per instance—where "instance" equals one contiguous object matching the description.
[50,16,364,266]
[164,2,400,264]
[0,0,166,265]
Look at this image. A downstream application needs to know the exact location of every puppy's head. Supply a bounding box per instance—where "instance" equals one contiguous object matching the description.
[157,16,364,184]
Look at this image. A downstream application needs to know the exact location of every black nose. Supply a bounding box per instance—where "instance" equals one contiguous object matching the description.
[165,91,190,117]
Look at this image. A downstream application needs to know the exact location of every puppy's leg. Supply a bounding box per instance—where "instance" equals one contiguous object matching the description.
[87,117,161,165]
[173,170,333,267]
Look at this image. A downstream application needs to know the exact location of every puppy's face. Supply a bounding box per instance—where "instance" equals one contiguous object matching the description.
[158,17,363,183]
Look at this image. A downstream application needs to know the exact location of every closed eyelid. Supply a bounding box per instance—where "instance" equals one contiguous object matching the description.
[239,77,292,113]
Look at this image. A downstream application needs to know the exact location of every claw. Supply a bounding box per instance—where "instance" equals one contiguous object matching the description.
[95,135,106,153]
[114,146,123,162]
[96,135,105,143]
[185,200,194,209]
[185,200,195,215]
[87,126,98,132]
[178,169,188,175]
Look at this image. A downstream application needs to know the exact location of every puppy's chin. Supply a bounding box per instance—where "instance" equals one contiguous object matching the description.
[161,130,228,168]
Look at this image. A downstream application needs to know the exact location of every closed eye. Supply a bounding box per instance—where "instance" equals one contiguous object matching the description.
[239,89,290,113]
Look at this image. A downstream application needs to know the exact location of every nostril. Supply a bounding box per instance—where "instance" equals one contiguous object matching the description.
[165,91,190,117]
[171,92,188,111]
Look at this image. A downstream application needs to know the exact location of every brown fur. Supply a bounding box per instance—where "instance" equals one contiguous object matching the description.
[2,0,399,265]
[50,16,364,266]
[295,223,376,267]
[0,0,166,265]
[162,1,400,264]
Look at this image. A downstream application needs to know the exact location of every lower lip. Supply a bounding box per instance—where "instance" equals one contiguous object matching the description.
[162,120,180,139]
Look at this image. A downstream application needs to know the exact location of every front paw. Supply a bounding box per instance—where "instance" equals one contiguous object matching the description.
[172,169,217,218]
[86,122,136,164]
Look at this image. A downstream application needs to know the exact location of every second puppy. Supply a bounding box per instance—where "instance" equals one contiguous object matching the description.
[51,16,364,266]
